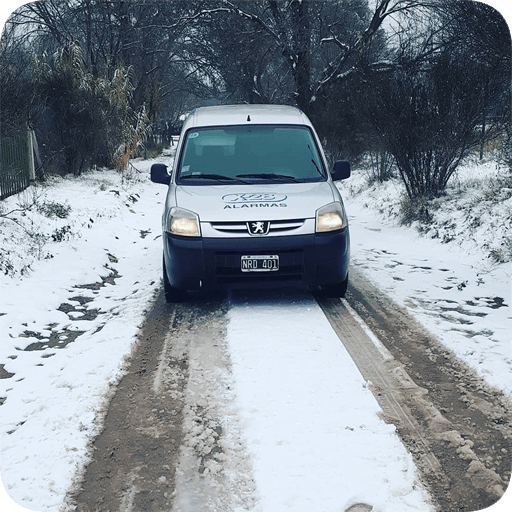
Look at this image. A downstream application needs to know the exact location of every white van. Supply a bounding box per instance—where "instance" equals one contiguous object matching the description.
[151,104,351,302]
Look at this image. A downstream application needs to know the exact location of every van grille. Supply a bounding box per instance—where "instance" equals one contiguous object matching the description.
[210,219,305,236]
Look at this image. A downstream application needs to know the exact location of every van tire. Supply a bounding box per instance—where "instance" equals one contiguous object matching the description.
[163,256,186,303]
[322,274,348,298]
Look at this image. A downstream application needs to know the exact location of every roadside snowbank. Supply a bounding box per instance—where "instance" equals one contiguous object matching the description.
[0,158,166,511]
[339,159,512,397]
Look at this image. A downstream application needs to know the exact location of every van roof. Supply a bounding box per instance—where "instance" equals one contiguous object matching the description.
[184,104,312,129]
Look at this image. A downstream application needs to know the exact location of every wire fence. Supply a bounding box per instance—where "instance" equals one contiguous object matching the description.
[0,133,31,200]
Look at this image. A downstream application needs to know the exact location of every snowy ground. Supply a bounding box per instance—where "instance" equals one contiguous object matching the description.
[0,147,510,511]
[339,158,512,397]
[0,159,165,511]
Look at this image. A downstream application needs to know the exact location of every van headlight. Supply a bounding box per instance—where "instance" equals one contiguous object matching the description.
[166,207,201,237]
[316,202,347,233]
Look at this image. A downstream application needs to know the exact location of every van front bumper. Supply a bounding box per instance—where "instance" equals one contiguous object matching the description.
[163,229,349,291]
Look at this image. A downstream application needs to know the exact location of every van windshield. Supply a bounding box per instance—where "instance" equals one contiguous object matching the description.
[177,125,327,184]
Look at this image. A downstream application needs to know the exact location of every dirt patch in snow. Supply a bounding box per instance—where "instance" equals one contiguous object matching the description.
[67,290,253,511]
[68,290,189,511]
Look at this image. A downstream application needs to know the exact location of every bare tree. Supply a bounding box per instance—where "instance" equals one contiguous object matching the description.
[358,49,493,199]
[435,0,511,162]
[3,0,509,185]
[196,0,373,113]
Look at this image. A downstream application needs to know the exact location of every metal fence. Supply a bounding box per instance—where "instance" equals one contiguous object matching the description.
[0,132,31,200]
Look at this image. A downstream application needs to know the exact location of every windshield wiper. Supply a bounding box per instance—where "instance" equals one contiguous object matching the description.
[308,145,326,178]
[236,173,300,183]
[180,173,249,183]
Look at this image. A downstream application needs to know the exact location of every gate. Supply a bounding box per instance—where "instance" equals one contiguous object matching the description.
[0,132,31,200]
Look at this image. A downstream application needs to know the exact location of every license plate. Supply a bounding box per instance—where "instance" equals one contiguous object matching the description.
[241,255,279,272]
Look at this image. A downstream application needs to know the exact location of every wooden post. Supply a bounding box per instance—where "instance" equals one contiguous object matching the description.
[27,128,36,182]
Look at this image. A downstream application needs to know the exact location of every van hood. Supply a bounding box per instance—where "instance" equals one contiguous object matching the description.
[174,182,336,222]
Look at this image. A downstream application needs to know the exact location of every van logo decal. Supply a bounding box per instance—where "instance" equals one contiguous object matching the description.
[247,221,270,235]
[222,193,287,203]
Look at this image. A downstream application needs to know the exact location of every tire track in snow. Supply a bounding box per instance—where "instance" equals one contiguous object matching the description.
[70,293,190,512]
[70,292,257,512]
[322,269,511,512]
[316,295,443,476]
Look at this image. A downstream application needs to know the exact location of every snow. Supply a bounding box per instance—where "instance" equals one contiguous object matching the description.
[226,295,429,511]
[0,146,510,511]
[339,158,512,397]
[0,160,165,511]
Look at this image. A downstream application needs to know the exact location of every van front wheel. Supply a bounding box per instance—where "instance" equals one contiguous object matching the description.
[163,257,186,303]
[321,274,348,298]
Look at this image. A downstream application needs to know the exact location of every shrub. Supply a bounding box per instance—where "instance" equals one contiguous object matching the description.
[32,43,150,176]
[37,201,71,219]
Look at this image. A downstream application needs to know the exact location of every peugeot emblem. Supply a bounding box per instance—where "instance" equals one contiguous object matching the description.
[247,221,270,235]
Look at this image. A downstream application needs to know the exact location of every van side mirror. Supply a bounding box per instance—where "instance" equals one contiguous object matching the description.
[332,161,351,181]
[151,163,171,185]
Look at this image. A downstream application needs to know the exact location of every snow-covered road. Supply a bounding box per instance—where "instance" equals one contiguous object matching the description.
[167,289,432,512]
[0,154,510,511]
[224,292,430,511]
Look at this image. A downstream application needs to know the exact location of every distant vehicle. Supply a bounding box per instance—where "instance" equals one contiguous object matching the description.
[151,104,351,302]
